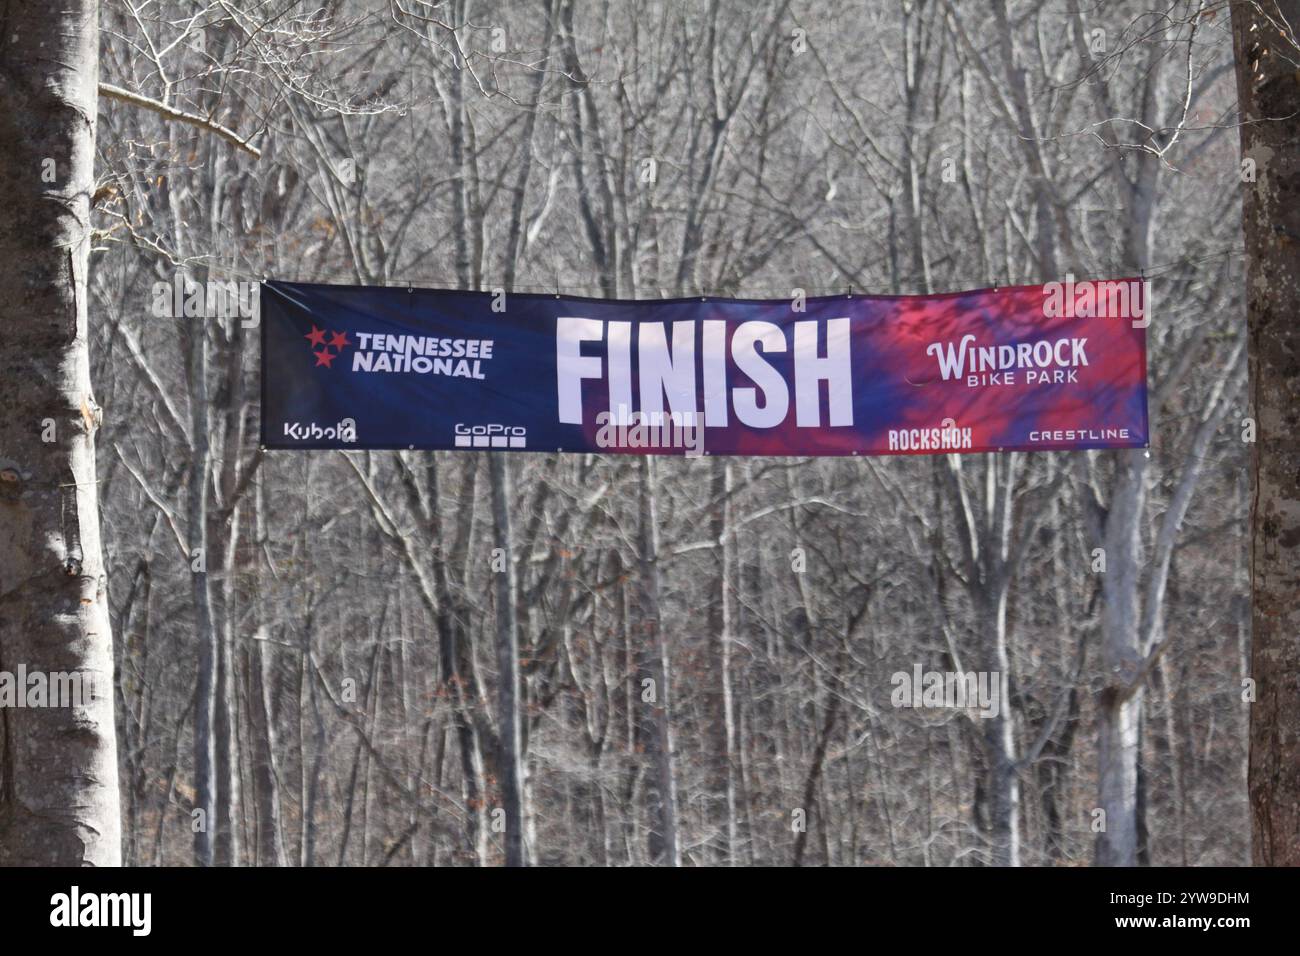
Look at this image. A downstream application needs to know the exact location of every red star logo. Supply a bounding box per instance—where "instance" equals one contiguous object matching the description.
[305,325,327,348]
[314,349,336,368]
[328,330,350,350]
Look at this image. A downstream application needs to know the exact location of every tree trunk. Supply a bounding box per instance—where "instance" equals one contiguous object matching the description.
[637,457,678,865]
[249,635,286,865]
[709,459,739,863]
[1232,0,1300,867]
[214,601,241,865]
[186,282,217,867]
[0,0,122,866]
[1095,451,1146,866]
[979,586,1020,866]
[489,453,526,866]
[249,479,286,865]
[431,457,486,864]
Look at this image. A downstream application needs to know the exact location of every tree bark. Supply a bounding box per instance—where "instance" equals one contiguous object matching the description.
[249,635,286,866]
[248,478,286,864]
[0,0,122,866]
[1232,0,1300,867]
[637,457,678,865]
[708,458,738,862]
[489,453,526,866]
[186,279,217,867]
[979,586,1020,866]
[1096,452,1146,867]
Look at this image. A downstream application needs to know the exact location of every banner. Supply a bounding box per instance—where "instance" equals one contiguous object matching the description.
[260,278,1148,456]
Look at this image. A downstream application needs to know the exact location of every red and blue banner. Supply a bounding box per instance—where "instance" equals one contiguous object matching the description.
[260,278,1148,456]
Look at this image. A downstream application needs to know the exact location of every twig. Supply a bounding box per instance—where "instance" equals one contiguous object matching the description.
[99,82,263,159]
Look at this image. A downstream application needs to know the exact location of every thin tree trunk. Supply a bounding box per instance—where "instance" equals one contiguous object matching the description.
[1096,450,1146,867]
[214,589,240,865]
[710,459,739,863]
[187,278,217,867]
[249,479,286,865]
[300,601,325,867]
[792,696,840,866]
[637,457,678,865]
[0,0,122,866]
[249,636,286,866]
[490,454,526,866]
[979,586,1020,866]
[431,456,486,863]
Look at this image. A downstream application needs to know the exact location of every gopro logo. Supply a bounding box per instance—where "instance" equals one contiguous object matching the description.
[454,423,526,449]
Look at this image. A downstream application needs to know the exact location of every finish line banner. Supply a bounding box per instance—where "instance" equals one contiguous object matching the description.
[260,278,1148,456]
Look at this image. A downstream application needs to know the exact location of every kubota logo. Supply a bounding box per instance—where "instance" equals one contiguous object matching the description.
[283,419,357,442]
